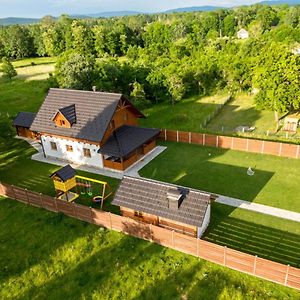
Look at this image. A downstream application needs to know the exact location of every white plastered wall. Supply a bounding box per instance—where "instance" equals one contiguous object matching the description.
[197,203,211,238]
[41,135,103,168]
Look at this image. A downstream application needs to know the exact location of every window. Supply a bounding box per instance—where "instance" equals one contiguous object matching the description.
[83,148,91,158]
[50,141,57,151]
[60,120,65,126]
[66,145,73,152]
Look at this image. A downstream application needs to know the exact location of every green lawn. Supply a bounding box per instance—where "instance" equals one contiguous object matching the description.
[1,197,298,300]
[207,94,276,132]
[140,94,229,132]
[0,57,57,68]
[140,141,300,213]
[206,203,300,268]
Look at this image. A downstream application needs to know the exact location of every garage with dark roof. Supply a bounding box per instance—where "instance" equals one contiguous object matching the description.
[13,112,37,139]
[112,176,215,237]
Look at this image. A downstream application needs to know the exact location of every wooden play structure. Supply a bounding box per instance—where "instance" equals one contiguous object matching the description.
[50,165,112,208]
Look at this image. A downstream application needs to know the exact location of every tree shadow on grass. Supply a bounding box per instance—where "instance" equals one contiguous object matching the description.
[203,204,300,268]
[0,199,95,285]
[15,233,164,300]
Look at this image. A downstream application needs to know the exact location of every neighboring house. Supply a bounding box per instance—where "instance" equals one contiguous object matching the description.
[13,112,37,139]
[112,176,216,238]
[237,29,249,39]
[15,88,160,171]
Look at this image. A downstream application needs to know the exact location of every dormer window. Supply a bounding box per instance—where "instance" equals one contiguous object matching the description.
[52,104,76,128]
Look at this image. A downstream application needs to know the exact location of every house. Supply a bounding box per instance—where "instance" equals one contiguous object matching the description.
[13,112,37,139]
[112,176,216,238]
[15,88,160,171]
[237,29,249,39]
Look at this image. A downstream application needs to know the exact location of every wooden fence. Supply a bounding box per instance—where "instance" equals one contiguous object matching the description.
[0,182,299,291]
[160,129,300,159]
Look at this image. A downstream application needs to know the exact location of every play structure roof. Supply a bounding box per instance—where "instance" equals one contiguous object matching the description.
[98,125,160,157]
[112,176,213,227]
[50,164,76,181]
[30,88,144,143]
[13,112,36,128]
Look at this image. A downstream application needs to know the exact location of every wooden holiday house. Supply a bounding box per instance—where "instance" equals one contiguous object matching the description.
[13,112,37,139]
[112,176,216,238]
[14,88,159,171]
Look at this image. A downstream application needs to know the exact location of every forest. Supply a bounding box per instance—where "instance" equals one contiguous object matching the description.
[1,4,300,117]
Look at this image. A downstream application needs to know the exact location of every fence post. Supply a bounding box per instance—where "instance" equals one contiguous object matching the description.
[261,141,265,154]
[149,224,153,242]
[203,134,206,146]
[176,130,179,142]
[109,212,113,229]
[279,143,283,156]
[0,182,4,196]
[172,230,175,248]
[54,197,58,212]
[284,264,290,286]
[11,185,17,200]
[224,246,227,266]
[39,193,44,208]
[246,138,249,151]
[189,132,191,144]
[164,129,167,141]
[72,202,77,219]
[25,188,30,205]
[253,255,257,275]
[231,137,234,150]
[196,238,199,258]
[216,135,219,147]
[296,145,300,159]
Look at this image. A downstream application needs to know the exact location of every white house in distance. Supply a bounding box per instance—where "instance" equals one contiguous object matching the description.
[14,88,160,171]
[237,29,249,39]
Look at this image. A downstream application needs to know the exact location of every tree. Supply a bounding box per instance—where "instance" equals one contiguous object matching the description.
[253,43,300,128]
[1,57,17,79]
[55,53,95,90]
[130,81,148,108]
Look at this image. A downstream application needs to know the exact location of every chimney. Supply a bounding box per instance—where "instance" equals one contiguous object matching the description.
[167,188,182,210]
[92,86,96,92]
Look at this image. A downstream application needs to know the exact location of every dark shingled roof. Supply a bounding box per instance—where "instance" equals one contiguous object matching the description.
[112,176,212,228]
[55,104,76,125]
[50,164,76,181]
[98,125,160,157]
[30,88,144,143]
[13,112,36,128]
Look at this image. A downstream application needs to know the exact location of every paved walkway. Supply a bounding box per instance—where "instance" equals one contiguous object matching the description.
[216,195,300,223]
[31,146,167,180]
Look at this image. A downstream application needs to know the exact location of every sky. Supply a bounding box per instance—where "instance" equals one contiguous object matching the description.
[0,0,263,18]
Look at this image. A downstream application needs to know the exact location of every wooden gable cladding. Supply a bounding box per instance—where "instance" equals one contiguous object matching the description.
[100,99,139,145]
[53,111,72,128]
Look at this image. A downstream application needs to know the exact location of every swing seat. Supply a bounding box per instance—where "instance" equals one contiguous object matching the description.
[93,196,103,203]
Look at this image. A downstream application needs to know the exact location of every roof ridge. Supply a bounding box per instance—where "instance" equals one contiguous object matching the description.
[49,88,123,97]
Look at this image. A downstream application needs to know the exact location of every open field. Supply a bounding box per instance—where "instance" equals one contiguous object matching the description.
[0,57,56,68]
[1,197,298,300]
[140,94,229,132]
[140,141,300,213]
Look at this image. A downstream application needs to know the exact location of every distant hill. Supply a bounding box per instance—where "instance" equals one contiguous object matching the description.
[0,17,40,26]
[165,6,224,13]
[2,1,300,26]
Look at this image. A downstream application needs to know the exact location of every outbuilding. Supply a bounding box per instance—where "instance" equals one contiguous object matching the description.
[283,115,299,132]
[112,176,216,238]
[237,29,249,39]
[13,112,37,138]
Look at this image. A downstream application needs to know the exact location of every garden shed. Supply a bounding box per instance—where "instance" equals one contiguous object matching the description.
[13,112,37,138]
[283,115,299,132]
[112,176,216,238]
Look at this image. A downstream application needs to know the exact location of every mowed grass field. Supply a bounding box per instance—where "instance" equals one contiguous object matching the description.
[1,59,300,296]
[140,94,229,132]
[1,197,299,300]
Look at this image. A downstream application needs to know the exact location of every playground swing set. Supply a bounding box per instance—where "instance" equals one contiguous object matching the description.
[50,165,112,209]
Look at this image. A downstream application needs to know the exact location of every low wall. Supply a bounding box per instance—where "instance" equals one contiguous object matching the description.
[160,129,300,159]
[0,182,299,291]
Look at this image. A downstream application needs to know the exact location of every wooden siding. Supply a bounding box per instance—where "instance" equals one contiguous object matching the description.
[53,112,71,128]
[120,207,197,237]
[101,104,138,145]
[16,126,36,139]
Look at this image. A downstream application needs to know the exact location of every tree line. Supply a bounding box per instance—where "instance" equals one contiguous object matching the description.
[1,5,300,117]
